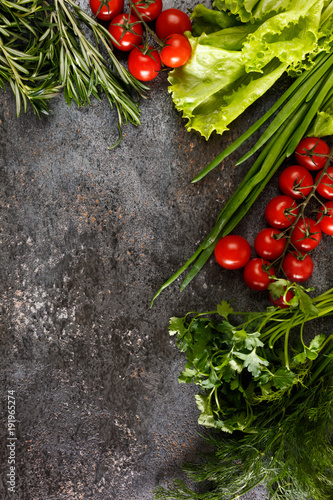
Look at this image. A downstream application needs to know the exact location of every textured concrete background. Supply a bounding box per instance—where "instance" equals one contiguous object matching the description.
[0,2,332,499]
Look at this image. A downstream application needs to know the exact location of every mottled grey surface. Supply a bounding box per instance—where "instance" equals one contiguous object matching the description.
[1,2,332,499]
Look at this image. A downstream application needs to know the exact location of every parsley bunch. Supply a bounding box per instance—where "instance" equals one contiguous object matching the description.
[155,284,333,499]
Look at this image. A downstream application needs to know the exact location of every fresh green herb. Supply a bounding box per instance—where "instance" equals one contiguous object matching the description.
[0,0,148,140]
[169,0,333,140]
[154,286,333,500]
[169,283,332,431]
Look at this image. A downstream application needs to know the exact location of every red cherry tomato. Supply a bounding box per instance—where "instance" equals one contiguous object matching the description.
[264,195,299,229]
[254,228,286,260]
[89,0,124,21]
[214,235,251,270]
[243,258,275,291]
[278,165,313,199]
[290,217,321,252]
[155,8,192,39]
[282,252,313,282]
[315,167,333,199]
[160,33,191,68]
[295,137,330,171]
[109,14,143,51]
[268,288,294,308]
[128,46,161,81]
[317,201,333,235]
[133,0,162,21]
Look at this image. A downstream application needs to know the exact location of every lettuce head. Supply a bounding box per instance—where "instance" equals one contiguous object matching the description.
[168,0,333,139]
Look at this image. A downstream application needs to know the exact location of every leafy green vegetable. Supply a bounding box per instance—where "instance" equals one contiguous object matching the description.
[169,283,333,432]
[190,4,241,36]
[168,0,333,139]
[151,52,333,305]
[154,286,333,500]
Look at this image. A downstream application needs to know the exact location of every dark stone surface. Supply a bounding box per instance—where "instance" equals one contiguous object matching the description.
[0,3,332,499]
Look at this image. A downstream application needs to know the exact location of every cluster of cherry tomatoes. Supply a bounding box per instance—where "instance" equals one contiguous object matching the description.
[214,136,332,307]
[89,0,192,81]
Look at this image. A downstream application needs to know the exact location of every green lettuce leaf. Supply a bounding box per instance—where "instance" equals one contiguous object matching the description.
[168,0,329,139]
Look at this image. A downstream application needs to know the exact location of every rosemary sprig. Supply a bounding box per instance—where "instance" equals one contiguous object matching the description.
[0,0,148,136]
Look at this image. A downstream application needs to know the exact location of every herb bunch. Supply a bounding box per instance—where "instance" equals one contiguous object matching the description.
[154,285,333,499]
[0,0,148,140]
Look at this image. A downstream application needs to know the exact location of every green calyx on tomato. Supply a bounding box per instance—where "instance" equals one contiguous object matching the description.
[155,8,191,39]
[243,258,275,291]
[317,201,333,235]
[315,167,333,200]
[282,252,314,283]
[254,228,286,260]
[290,217,322,252]
[265,195,299,229]
[268,287,294,308]
[279,165,313,199]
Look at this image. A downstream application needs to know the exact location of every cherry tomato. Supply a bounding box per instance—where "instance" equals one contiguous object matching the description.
[316,201,333,235]
[295,137,330,171]
[282,252,313,282]
[109,14,143,51]
[160,34,191,68]
[264,195,299,229]
[290,217,321,252]
[315,167,333,199]
[155,8,192,39]
[89,0,124,21]
[128,46,161,81]
[278,165,313,199]
[243,258,275,291]
[133,0,162,21]
[254,228,286,260]
[268,288,294,309]
[214,235,251,270]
